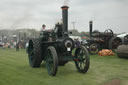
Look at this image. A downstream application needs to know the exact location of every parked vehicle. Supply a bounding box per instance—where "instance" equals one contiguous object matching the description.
[87,21,122,54]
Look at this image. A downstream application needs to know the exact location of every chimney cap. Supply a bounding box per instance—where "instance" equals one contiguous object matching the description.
[89,21,93,23]
[61,6,69,10]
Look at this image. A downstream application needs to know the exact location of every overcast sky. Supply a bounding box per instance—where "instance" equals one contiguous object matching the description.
[0,0,128,33]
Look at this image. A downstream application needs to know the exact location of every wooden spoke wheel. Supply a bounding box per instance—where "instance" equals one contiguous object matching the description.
[75,46,90,73]
[46,46,58,76]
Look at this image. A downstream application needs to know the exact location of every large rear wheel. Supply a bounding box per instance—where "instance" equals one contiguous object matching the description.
[109,37,122,51]
[46,46,58,76]
[75,46,90,73]
[27,38,42,67]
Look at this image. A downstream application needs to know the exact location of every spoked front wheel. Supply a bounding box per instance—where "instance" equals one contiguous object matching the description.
[75,46,90,73]
[46,46,58,76]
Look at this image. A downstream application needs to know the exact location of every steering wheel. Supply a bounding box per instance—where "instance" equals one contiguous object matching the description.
[104,29,114,36]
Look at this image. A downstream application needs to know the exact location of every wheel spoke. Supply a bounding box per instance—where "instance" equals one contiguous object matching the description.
[79,62,82,69]
[46,52,53,74]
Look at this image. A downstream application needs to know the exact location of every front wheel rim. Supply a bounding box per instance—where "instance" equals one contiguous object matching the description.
[75,46,90,73]
[46,50,54,75]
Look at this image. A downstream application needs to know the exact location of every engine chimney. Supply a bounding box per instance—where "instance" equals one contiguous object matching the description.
[61,6,69,37]
[89,21,93,39]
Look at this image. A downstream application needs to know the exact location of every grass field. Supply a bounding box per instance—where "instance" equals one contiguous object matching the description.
[0,48,128,85]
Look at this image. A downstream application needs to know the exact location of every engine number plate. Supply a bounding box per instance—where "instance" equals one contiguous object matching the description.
[67,48,71,51]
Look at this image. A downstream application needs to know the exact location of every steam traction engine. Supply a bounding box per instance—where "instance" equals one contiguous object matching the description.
[87,21,122,54]
[27,6,90,76]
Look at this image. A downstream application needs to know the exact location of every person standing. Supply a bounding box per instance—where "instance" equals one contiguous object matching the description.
[74,38,80,47]
[16,42,19,51]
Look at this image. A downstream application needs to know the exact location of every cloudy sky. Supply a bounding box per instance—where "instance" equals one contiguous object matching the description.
[0,0,128,33]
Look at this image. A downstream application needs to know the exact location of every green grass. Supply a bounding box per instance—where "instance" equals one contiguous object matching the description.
[0,48,128,85]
